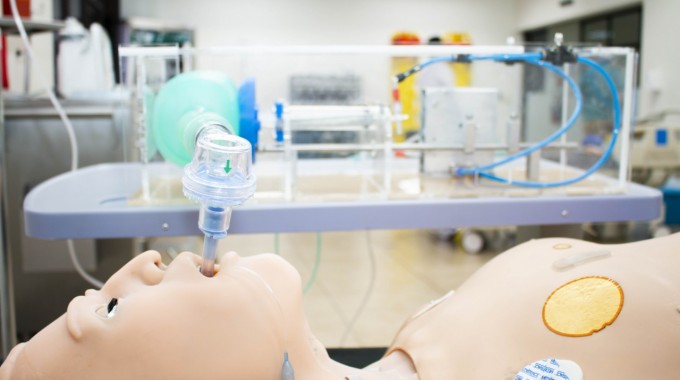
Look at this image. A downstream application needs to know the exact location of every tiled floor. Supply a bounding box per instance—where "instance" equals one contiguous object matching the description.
[214,229,500,348]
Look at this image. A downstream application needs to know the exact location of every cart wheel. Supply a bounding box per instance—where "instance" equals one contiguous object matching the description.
[458,230,484,254]
[652,225,672,238]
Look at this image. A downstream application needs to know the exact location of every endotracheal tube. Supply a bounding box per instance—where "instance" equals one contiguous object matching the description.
[182,125,256,277]
[184,126,292,377]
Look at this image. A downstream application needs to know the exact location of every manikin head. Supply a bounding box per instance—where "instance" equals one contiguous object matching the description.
[0,251,300,380]
[0,249,410,380]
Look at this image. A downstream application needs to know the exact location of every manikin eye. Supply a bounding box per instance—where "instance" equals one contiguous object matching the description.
[96,298,119,319]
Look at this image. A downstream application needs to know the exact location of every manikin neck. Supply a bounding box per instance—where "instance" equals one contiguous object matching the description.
[289,323,417,380]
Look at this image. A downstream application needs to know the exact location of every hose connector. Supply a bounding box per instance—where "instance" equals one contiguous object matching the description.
[182,127,256,207]
[543,32,577,66]
[182,127,256,277]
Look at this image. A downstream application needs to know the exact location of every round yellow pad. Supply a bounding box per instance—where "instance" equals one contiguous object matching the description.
[543,276,623,337]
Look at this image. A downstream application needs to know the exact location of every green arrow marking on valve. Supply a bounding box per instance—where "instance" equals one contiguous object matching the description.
[224,160,232,173]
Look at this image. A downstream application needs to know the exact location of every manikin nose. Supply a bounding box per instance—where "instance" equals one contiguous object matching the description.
[102,251,165,294]
[219,251,241,266]
[161,251,208,279]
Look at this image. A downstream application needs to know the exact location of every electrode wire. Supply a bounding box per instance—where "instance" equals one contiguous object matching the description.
[302,233,322,295]
[339,230,377,346]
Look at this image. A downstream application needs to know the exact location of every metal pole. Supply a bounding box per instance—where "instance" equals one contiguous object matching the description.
[259,141,579,153]
[0,30,17,354]
[618,49,636,187]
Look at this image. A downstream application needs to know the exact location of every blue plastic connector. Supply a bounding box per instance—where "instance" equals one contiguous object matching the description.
[275,101,284,143]
[281,352,295,380]
[238,78,261,162]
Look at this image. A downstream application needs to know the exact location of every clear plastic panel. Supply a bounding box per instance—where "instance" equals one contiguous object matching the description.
[118,44,636,205]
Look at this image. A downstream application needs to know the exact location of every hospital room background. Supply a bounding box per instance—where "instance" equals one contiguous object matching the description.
[0,0,678,367]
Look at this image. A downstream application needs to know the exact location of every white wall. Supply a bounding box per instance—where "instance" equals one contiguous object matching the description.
[121,0,520,112]
[122,0,516,46]
[515,0,680,119]
[637,0,680,117]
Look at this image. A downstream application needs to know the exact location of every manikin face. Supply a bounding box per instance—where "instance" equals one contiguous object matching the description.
[0,251,303,380]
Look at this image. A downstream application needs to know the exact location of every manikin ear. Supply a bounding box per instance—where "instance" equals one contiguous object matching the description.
[65,295,111,341]
[66,301,84,340]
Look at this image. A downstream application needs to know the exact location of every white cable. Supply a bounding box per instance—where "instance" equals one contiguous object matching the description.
[166,247,178,260]
[10,0,101,288]
[339,230,377,346]
[67,240,104,288]
[46,89,79,171]
[9,0,79,171]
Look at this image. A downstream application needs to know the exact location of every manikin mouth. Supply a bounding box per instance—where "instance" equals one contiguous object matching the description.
[210,263,221,276]
[197,261,221,277]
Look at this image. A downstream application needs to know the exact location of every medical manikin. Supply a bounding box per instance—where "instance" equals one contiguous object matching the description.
[2,233,680,379]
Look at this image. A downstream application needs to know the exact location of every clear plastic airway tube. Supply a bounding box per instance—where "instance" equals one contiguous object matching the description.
[198,208,230,277]
[201,236,219,277]
[182,127,256,277]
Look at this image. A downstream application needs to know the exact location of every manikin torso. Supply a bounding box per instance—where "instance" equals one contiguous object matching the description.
[1,234,679,379]
[386,233,680,379]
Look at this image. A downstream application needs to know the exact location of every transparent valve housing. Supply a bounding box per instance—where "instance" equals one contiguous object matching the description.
[182,127,256,207]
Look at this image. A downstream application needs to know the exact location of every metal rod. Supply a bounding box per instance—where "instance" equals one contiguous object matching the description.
[559,63,571,176]
[619,49,636,187]
[259,142,579,153]
[179,44,526,57]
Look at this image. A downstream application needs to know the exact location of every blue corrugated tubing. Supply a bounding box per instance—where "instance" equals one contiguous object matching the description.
[462,56,621,188]
[455,56,583,179]
[399,52,622,188]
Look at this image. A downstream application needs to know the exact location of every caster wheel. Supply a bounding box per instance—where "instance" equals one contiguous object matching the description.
[456,230,485,254]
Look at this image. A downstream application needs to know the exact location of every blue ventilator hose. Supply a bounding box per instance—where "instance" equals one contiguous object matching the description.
[455,56,584,178]
[396,52,622,189]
